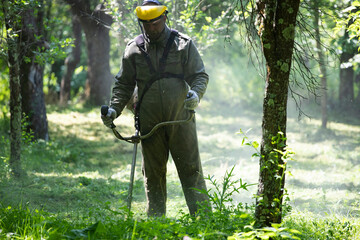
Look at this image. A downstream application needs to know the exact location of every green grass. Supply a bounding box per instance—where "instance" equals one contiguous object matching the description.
[0,100,359,239]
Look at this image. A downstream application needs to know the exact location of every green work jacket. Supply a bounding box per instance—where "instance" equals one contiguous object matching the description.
[110,26,208,129]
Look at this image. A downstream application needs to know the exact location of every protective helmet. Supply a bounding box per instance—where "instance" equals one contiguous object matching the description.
[136,0,168,22]
[142,0,162,5]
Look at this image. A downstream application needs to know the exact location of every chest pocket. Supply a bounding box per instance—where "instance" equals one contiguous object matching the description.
[165,50,183,75]
[135,54,152,82]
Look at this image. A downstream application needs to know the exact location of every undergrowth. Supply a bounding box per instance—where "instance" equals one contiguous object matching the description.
[1,106,359,239]
[0,167,303,240]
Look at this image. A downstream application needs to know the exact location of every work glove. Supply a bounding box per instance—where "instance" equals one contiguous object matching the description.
[184,90,199,110]
[101,107,117,128]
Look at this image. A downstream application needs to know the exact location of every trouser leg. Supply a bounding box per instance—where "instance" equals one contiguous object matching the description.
[141,128,169,217]
[168,119,210,215]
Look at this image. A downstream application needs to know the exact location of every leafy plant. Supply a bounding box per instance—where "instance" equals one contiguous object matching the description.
[238,129,294,221]
[199,166,255,214]
[230,222,301,240]
[0,203,69,239]
[0,136,10,180]
[21,114,35,144]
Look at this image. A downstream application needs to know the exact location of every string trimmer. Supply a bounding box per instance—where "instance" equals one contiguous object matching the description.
[101,105,194,213]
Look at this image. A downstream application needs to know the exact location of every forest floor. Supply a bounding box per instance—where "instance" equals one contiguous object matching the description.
[0,98,359,233]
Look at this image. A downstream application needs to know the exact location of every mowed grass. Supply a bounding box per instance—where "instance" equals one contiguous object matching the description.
[286,115,360,217]
[0,99,359,238]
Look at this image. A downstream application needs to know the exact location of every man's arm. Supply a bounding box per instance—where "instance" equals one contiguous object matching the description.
[110,47,137,117]
[183,39,209,100]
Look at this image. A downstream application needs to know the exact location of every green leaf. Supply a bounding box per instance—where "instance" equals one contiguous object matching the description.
[24,57,31,63]
[268,99,274,106]
[263,43,271,49]
[202,25,210,31]
[280,62,289,72]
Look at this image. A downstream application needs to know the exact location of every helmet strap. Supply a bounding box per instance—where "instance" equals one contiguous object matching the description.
[137,20,151,43]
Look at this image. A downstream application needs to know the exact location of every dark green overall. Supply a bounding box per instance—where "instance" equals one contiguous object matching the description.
[110,26,209,217]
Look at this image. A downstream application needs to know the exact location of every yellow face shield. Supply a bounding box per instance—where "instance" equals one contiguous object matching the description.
[136,5,167,22]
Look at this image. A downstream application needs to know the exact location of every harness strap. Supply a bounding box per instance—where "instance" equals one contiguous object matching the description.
[159,30,177,73]
[134,30,184,131]
[135,35,156,74]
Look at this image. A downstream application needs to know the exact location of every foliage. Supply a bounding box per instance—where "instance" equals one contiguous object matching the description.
[71,66,88,99]
[0,203,70,239]
[173,0,224,52]
[0,0,72,65]
[0,136,10,181]
[0,49,10,112]
[199,166,255,214]
[0,165,299,239]
[283,211,360,240]
[106,0,227,54]
[0,105,360,239]
[238,129,294,222]
[230,222,301,240]
[338,1,360,42]
[1,202,359,239]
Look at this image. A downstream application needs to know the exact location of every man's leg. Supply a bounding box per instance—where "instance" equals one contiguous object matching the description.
[141,128,169,217]
[168,120,210,215]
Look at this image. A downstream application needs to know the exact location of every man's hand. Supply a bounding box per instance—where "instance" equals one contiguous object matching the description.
[184,90,199,110]
[101,107,117,128]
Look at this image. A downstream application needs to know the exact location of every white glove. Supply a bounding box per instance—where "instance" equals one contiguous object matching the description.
[101,107,117,128]
[184,90,199,110]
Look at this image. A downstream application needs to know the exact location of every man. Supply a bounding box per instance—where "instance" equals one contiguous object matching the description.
[101,0,209,217]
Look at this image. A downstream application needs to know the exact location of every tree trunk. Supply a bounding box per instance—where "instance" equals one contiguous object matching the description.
[255,0,300,226]
[9,49,23,178]
[354,73,360,115]
[339,50,354,109]
[65,0,113,105]
[313,2,328,129]
[20,6,49,141]
[355,74,360,106]
[339,19,356,110]
[59,14,82,106]
[2,0,24,177]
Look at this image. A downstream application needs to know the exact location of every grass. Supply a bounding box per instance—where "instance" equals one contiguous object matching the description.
[0,99,359,239]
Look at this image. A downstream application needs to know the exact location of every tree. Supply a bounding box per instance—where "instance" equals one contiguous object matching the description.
[312,1,328,128]
[19,1,49,141]
[59,14,82,106]
[64,0,113,105]
[1,0,24,177]
[338,5,359,110]
[339,27,356,109]
[336,1,360,112]
[254,0,300,226]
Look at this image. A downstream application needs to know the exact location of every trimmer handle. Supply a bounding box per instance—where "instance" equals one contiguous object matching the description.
[101,105,109,116]
[101,105,116,129]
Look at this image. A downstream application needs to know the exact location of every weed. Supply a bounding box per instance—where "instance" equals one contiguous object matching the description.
[203,166,255,214]
[283,211,360,240]
[229,222,301,239]
[0,136,10,180]
[0,203,69,239]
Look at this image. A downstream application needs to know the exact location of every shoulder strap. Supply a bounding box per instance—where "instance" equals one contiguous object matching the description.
[159,30,178,73]
[135,34,156,74]
[134,30,183,130]
[160,30,184,80]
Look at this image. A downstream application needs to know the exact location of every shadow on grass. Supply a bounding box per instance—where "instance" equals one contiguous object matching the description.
[0,173,146,218]
[287,179,358,193]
